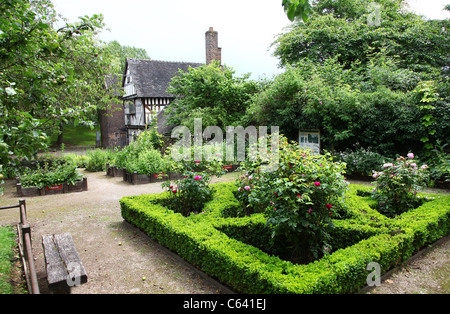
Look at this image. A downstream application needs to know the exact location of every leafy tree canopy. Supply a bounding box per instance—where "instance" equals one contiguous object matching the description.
[165,61,262,133]
[104,40,150,74]
[0,0,113,165]
[246,52,449,156]
[274,0,450,76]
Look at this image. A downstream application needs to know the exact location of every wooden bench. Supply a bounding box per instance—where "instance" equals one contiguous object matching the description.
[42,233,88,294]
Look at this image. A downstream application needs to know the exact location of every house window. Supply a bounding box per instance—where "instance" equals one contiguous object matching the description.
[299,129,321,155]
[126,69,132,84]
[125,101,136,115]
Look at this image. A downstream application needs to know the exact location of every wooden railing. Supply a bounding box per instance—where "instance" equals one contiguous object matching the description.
[0,200,40,294]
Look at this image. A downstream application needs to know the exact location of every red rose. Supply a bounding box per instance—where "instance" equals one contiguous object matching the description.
[314,182,321,187]
[326,204,332,209]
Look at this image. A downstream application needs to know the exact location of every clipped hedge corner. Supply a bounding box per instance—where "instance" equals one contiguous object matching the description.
[120,182,450,293]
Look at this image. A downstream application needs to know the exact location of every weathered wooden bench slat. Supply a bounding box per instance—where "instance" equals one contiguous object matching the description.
[42,233,87,293]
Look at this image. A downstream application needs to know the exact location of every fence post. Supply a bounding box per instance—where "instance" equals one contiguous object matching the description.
[19,199,26,224]
[82,177,88,191]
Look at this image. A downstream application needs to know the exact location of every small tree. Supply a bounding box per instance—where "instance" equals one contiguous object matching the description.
[165,61,260,132]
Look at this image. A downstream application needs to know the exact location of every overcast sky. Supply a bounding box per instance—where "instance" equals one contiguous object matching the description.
[51,0,450,79]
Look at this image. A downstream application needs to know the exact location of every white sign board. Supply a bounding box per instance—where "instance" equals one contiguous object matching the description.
[299,130,320,155]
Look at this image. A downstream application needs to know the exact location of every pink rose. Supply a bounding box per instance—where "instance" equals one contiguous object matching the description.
[314,182,321,187]
[194,175,203,180]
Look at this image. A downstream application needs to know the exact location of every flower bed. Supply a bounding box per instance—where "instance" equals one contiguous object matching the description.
[120,182,450,294]
[16,177,88,197]
[15,161,87,197]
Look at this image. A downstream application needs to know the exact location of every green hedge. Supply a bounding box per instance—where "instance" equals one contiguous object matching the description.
[120,182,450,294]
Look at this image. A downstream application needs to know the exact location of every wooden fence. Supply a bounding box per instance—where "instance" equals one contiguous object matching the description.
[0,200,40,294]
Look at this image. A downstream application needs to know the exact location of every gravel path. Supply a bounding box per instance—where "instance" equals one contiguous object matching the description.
[0,170,448,294]
[0,170,237,294]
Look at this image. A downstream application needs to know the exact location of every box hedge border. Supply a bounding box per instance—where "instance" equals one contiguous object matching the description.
[120,182,450,294]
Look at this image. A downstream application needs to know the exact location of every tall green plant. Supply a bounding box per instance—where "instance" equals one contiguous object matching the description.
[85,149,116,172]
[413,80,439,158]
[235,136,347,263]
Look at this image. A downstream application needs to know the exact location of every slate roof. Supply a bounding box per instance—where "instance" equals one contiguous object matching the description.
[124,59,203,98]
[105,74,122,97]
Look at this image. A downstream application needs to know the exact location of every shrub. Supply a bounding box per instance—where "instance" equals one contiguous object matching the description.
[427,142,450,185]
[162,171,213,216]
[236,136,348,263]
[112,131,167,175]
[64,153,89,168]
[335,145,388,177]
[85,149,115,172]
[371,153,430,217]
[124,148,167,175]
[161,159,225,217]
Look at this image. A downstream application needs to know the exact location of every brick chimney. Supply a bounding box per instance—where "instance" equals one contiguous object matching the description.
[205,27,222,65]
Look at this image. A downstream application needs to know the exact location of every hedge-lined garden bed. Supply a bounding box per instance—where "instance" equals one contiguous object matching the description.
[120,182,450,294]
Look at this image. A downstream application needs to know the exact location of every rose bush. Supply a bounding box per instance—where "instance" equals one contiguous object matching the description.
[371,153,430,217]
[163,171,213,216]
[235,136,347,263]
[162,156,225,217]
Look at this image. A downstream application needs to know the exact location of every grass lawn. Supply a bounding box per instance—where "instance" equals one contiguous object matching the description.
[0,225,15,294]
[49,124,100,147]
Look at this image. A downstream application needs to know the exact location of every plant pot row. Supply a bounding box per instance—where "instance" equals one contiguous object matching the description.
[16,177,88,197]
[106,164,240,186]
[123,170,180,185]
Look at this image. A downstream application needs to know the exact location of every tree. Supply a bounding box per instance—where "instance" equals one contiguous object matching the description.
[274,0,450,74]
[267,0,450,157]
[104,40,150,74]
[165,61,261,132]
[282,0,313,21]
[0,0,113,166]
[246,53,449,156]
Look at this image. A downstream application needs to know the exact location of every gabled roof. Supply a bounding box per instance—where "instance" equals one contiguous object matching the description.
[124,59,203,98]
